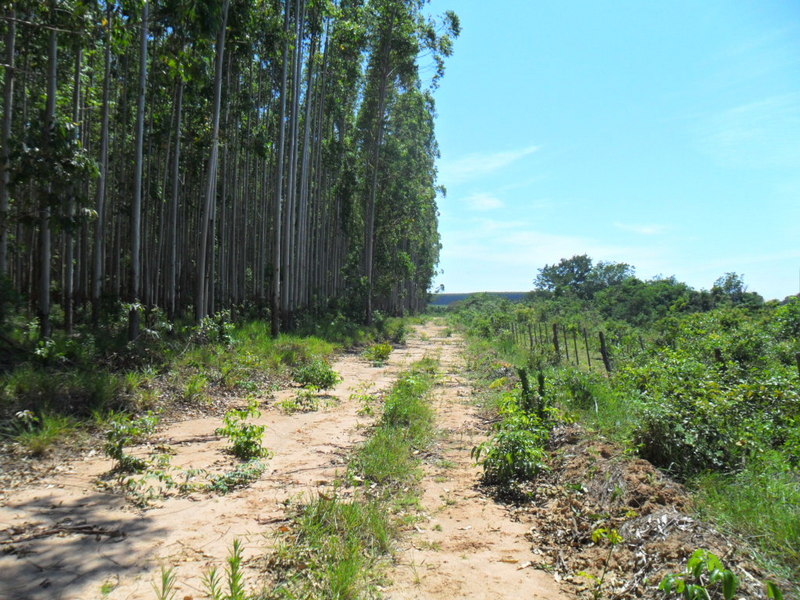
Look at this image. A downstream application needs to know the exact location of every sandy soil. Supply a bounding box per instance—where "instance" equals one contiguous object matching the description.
[0,330,432,600]
[383,324,568,600]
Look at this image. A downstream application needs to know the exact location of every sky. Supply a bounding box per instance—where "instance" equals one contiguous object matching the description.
[424,0,800,301]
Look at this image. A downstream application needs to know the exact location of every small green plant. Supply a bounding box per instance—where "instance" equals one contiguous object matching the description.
[7,410,77,456]
[659,549,739,600]
[363,342,392,366]
[471,426,548,485]
[216,400,268,460]
[208,459,268,494]
[578,528,624,600]
[104,411,159,472]
[152,566,177,600]
[293,359,341,389]
[183,373,210,403]
[277,387,323,414]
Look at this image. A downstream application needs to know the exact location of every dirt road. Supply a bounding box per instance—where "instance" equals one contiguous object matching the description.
[0,323,567,600]
[384,324,567,600]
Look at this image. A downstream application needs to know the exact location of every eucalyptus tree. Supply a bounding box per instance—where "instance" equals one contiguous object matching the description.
[0,0,458,338]
[195,0,230,321]
[0,4,15,278]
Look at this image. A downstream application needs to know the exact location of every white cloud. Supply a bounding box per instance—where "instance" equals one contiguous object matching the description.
[462,192,504,211]
[698,93,800,168]
[614,222,667,235]
[438,144,540,185]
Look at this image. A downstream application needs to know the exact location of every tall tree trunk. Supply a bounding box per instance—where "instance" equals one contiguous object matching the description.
[272,0,292,336]
[39,25,58,339]
[0,7,16,277]
[64,47,82,333]
[167,76,183,319]
[364,15,395,325]
[196,0,230,321]
[129,1,149,340]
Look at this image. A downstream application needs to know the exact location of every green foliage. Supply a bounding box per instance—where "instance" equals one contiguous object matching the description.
[277,388,324,414]
[1,365,130,417]
[534,254,635,300]
[215,401,268,460]
[471,383,553,486]
[659,549,740,600]
[182,373,209,403]
[293,359,341,389]
[104,411,159,472]
[694,454,800,580]
[4,409,78,456]
[152,566,177,600]
[472,426,548,485]
[362,342,393,365]
[208,460,267,494]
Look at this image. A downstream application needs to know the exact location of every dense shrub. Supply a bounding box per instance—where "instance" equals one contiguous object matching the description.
[293,359,341,390]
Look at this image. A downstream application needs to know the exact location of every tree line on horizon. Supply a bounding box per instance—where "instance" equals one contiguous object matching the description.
[441,254,776,327]
[0,0,459,340]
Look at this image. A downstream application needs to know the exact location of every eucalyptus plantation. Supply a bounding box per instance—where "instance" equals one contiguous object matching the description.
[0,0,459,338]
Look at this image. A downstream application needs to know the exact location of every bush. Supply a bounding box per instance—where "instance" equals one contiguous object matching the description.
[293,359,341,390]
[363,343,392,366]
[472,426,548,485]
[216,401,268,460]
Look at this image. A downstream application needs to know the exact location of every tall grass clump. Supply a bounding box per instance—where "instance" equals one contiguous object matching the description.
[693,453,800,582]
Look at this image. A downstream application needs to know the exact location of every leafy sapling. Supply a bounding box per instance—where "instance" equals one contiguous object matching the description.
[659,549,739,600]
[216,400,269,460]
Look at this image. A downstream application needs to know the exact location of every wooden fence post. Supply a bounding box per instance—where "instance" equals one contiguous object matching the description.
[583,327,591,367]
[562,325,570,362]
[795,353,800,378]
[527,323,534,349]
[599,332,612,374]
[572,329,579,365]
[552,323,560,361]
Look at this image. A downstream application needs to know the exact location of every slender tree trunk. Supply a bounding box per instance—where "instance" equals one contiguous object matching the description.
[129,1,149,340]
[272,0,292,336]
[64,47,82,333]
[196,0,230,321]
[0,7,16,277]
[39,26,58,339]
[167,76,183,319]
[364,16,395,325]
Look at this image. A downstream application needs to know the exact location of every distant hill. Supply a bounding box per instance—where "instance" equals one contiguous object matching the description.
[429,292,529,306]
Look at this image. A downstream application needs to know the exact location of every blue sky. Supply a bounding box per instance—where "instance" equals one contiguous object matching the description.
[425,0,800,301]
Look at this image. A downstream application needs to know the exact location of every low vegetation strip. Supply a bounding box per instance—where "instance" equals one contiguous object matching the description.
[449,291,797,598]
[264,357,439,600]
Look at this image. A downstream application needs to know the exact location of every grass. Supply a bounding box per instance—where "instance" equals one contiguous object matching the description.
[266,357,439,599]
[11,412,79,456]
[0,316,349,456]
[692,454,800,586]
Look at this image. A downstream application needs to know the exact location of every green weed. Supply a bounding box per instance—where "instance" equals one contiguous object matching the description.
[182,373,210,403]
[216,400,269,460]
[362,342,392,366]
[208,460,268,494]
[276,388,325,414]
[659,549,740,600]
[104,411,159,472]
[293,359,341,389]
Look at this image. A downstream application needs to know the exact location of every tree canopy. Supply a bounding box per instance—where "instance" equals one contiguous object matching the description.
[0,0,459,337]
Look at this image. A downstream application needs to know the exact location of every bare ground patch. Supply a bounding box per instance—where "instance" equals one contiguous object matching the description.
[0,334,429,600]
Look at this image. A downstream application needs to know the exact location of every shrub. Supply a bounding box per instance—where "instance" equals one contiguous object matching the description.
[215,401,268,460]
[104,411,159,472]
[293,359,341,390]
[472,426,548,485]
[363,343,392,366]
